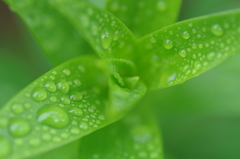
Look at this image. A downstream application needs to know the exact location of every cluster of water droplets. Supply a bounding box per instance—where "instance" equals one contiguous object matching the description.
[141,14,240,88]
[0,62,106,158]
[57,0,135,60]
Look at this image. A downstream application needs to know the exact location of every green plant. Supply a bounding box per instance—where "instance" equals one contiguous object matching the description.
[1,0,240,158]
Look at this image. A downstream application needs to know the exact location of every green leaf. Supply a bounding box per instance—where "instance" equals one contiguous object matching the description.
[85,0,105,8]
[0,55,146,159]
[4,0,94,66]
[137,9,240,90]
[105,0,182,37]
[48,0,137,62]
[79,109,163,159]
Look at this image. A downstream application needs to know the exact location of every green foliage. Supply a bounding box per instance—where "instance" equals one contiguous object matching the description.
[1,0,240,158]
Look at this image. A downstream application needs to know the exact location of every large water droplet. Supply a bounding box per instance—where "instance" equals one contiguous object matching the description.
[211,24,224,36]
[73,79,81,87]
[11,103,23,114]
[9,118,30,137]
[179,50,187,57]
[163,39,173,49]
[101,29,112,49]
[60,96,70,104]
[182,31,190,39]
[79,122,88,130]
[63,69,71,76]
[157,1,167,12]
[69,107,83,116]
[0,137,10,158]
[70,91,83,101]
[32,87,47,101]
[37,105,69,128]
[57,79,69,94]
[194,61,202,70]
[207,52,216,60]
[44,81,57,93]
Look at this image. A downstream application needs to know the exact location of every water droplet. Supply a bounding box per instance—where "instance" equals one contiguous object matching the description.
[70,91,83,101]
[113,30,120,41]
[44,81,56,93]
[9,118,30,137]
[70,127,80,135]
[182,31,190,39]
[163,39,173,49]
[29,137,40,147]
[98,115,105,120]
[50,96,57,103]
[37,105,69,128]
[101,29,112,49]
[157,1,167,12]
[32,87,47,101]
[79,122,88,130]
[61,96,70,104]
[73,79,81,87]
[57,79,69,94]
[0,137,10,158]
[63,69,71,76]
[207,52,215,60]
[150,37,157,43]
[179,50,187,57]
[42,133,52,141]
[69,107,83,116]
[211,24,224,36]
[194,61,202,70]
[192,43,197,49]
[11,103,23,114]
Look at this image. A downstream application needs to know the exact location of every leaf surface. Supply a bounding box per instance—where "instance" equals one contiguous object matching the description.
[0,56,146,159]
[137,9,240,89]
[105,0,182,37]
[4,0,93,66]
[48,0,137,62]
[79,109,163,159]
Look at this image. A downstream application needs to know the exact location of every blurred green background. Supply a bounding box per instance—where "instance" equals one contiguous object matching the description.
[1,0,240,159]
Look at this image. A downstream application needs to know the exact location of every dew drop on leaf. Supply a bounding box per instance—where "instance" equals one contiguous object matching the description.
[57,79,69,94]
[163,39,173,49]
[69,107,83,116]
[207,52,216,60]
[181,31,190,39]
[60,95,71,104]
[37,105,69,128]
[79,121,88,130]
[42,133,52,142]
[179,50,187,57]
[50,96,57,103]
[44,81,57,93]
[101,29,112,49]
[11,103,24,114]
[62,69,71,76]
[211,24,224,36]
[8,118,31,137]
[73,79,81,87]
[113,30,120,41]
[32,87,47,102]
[70,91,83,101]
[70,127,80,135]
[29,137,41,147]
[194,61,202,70]
[0,137,10,158]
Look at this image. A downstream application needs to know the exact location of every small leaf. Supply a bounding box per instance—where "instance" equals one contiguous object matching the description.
[137,9,240,90]
[0,56,146,159]
[105,0,182,37]
[79,109,163,159]
[48,0,137,62]
[4,0,94,66]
